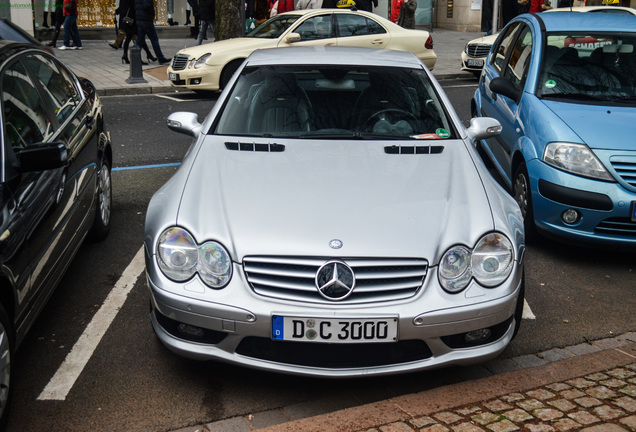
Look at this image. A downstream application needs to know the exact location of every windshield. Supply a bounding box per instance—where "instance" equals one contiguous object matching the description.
[213,65,455,140]
[537,32,636,104]
[246,15,302,39]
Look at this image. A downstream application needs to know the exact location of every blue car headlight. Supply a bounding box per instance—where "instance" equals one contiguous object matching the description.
[157,227,232,288]
[543,142,614,181]
[439,233,514,293]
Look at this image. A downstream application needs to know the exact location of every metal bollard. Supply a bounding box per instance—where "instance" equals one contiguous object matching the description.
[126,44,148,84]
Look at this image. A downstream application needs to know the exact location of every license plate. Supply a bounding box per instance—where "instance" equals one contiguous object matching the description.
[631,201,636,222]
[468,59,484,67]
[272,316,398,343]
[168,72,179,81]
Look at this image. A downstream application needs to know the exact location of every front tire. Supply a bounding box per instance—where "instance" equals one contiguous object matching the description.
[513,162,536,241]
[89,158,112,241]
[0,304,14,431]
[219,59,244,91]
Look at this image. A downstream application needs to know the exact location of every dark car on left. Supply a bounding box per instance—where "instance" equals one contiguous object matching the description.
[0,41,112,428]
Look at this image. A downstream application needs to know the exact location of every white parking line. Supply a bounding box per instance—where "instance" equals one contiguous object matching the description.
[523,299,536,320]
[37,246,145,401]
[155,94,189,102]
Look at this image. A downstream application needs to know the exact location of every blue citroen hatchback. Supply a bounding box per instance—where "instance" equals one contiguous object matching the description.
[472,12,636,247]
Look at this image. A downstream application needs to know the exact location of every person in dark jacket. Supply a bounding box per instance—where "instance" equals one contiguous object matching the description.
[397,0,416,28]
[110,0,157,64]
[135,0,171,64]
[59,0,82,50]
[197,0,215,45]
[46,0,64,47]
[355,0,377,12]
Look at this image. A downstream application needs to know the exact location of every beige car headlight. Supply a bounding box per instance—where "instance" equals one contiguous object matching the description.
[194,53,211,69]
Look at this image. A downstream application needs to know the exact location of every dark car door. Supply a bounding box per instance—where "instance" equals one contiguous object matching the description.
[479,22,533,186]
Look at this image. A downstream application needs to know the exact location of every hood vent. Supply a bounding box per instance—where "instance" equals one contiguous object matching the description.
[385,145,444,155]
[225,142,285,152]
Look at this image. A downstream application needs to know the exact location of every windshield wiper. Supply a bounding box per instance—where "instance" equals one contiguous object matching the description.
[298,131,410,140]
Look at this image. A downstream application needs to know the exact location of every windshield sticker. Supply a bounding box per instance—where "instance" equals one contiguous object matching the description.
[545,80,557,89]
[436,128,451,138]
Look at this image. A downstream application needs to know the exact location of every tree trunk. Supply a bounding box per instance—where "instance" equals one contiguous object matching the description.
[215,0,243,41]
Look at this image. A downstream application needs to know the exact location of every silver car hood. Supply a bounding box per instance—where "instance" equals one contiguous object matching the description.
[176,137,494,263]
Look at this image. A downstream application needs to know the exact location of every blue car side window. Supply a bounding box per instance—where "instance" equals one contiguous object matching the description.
[492,23,521,74]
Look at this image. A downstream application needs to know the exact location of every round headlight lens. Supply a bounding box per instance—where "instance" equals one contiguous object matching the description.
[194,53,211,69]
[439,245,472,293]
[157,227,198,281]
[198,241,232,288]
[472,233,514,287]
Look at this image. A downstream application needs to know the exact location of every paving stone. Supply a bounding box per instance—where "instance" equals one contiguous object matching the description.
[620,385,636,397]
[586,373,610,381]
[601,378,628,388]
[561,389,586,399]
[502,408,533,423]
[380,421,416,432]
[548,399,578,412]
[619,415,636,430]
[586,386,618,399]
[608,368,636,379]
[567,378,596,389]
[485,420,519,432]
[410,417,438,428]
[613,396,636,412]
[534,408,564,421]
[566,343,600,356]
[546,383,572,393]
[484,400,513,413]
[451,423,487,432]
[526,389,556,401]
[206,417,251,432]
[574,397,603,408]
[246,409,290,429]
[501,393,525,403]
[567,410,600,425]
[592,404,625,420]
[472,412,501,425]
[421,425,451,432]
[580,424,629,432]
[591,337,627,350]
[538,349,574,363]
[552,418,580,431]
[435,412,463,424]
[526,424,556,432]
[516,399,545,411]
[484,359,521,375]
[456,406,483,416]
[512,355,546,368]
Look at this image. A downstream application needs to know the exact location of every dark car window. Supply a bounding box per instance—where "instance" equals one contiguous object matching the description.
[294,15,334,41]
[23,54,81,125]
[1,59,53,149]
[492,22,521,73]
[336,14,386,37]
[214,64,454,139]
[502,26,532,91]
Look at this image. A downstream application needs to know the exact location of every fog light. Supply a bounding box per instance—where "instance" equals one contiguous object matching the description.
[191,78,202,85]
[177,323,205,338]
[465,328,491,343]
[562,209,580,224]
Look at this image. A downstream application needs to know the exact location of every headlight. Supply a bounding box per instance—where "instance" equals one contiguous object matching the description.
[156,227,232,288]
[194,53,211,69]
[543,142,614,181]
[438,233,514,293]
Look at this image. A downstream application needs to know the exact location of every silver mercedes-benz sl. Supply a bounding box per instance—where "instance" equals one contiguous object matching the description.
[144,46,526,378]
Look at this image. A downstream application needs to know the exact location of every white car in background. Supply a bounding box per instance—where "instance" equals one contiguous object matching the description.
[460,5,636,77]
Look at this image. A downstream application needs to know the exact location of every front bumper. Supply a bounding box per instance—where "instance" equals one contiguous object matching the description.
[528,158,636,248]
[460,51,486,73]
[146,252,523,378]
[167,65,221,91]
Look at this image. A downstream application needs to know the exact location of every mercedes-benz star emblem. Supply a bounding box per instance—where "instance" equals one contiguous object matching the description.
[315,261,355,301]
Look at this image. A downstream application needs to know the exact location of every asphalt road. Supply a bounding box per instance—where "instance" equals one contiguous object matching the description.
[6,81,635,432]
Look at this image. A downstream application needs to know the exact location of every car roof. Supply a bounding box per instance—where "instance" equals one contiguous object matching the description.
[245,46,424,68]
[535,11,636,32]
[544,5,636,14]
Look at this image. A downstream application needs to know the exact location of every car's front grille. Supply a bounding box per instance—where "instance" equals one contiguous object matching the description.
[236,337,432,368]
[243,256,428,304]
[610,155,636,189]
[465,43,491,58]
[171,54,190,71]
[595,218,636,237]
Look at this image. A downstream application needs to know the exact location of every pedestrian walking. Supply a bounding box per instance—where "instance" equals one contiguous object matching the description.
[46,0,64,47]
[110,0,157,64]
[197,0,215,45]
[134,0,171,64]
[396,0,416,28]
[59,0,82,50]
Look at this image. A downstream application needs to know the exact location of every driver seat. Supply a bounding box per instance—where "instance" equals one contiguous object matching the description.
[351,74,417,131]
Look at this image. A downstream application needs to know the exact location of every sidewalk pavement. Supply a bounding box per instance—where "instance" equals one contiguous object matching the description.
[50,27,484,96]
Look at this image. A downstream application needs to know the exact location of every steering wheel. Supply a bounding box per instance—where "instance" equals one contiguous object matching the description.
[360,108,421,133]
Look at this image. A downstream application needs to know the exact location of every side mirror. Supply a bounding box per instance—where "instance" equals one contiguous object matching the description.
[17,142,68,172]
[286,32,301,43]
[466,117,502,142]
[489,76,521,101]
[166,112,202,137]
